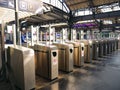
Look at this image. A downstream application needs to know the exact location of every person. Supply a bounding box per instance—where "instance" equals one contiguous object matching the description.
[21,32,26,43]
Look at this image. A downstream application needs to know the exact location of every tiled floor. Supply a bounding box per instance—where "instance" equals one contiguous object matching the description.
[1,50,120,90]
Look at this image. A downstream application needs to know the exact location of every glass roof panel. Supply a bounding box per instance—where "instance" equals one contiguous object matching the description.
[75,9,92,16]
[42,0,69,12]
[103,20,113,24]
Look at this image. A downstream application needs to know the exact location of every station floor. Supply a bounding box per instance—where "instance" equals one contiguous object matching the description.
[0,50,120,90]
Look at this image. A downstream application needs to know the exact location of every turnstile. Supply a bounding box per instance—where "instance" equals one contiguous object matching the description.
[66,41,84,67]
[110,39,113,53]
[114,39,117,51]
[79,40,93,63]
[7,46,35,90]
[34,44,58,80]
[92,40,99,60]
[115,39,119,50]
[103,40,108,56]
[118,39,120,49]
[112,39,116,51]
[109,39,114,53]
[112,39,116,52]
[0,49,1,70]
[107,39,111,54]
[53,43,73,72]
[98,40,104,57]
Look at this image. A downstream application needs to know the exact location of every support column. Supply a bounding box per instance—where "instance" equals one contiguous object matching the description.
[68,11,73,40]
[0,21,6,80]
[14,0,21,45]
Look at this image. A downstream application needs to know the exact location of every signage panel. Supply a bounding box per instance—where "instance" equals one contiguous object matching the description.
[0,0,43,13]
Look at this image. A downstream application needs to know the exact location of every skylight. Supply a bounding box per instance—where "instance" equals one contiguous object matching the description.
[103,20,113,24]
[75,9,92,16]
[42,0,69,12]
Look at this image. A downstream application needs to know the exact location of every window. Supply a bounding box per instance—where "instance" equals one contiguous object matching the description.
[42,0,69,12]
[103,20,112,24]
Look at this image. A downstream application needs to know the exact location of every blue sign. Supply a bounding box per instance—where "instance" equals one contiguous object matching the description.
[0,0,43,13]
[0,0,9,8]
[56,33,61,38]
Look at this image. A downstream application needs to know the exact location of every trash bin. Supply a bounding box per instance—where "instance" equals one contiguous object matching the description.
[7,46,35,90]
[34,44,58,80]
[66,41,84,67]
[53,42,74,72]
[92,40,99,60]
[79,40,93,63]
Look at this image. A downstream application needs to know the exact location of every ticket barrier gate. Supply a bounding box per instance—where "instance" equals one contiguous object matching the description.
[53,43,73,72]
[34,44,58,80]
[118,39,120,49]
[92,40,99,60]
[66,41,84,67]
[109,39,114,53]
[98,40,104,57]
[79,40,93,63]
[107,39,111,54]
[7,46,35,90]
[114,39,117,51]
[103,40,108,56]
[109,40,112,53]
[0,48,1,71]
[112,39,116,52]
[115,39,119,50]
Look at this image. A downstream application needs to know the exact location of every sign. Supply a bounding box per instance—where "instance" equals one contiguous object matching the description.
[53,59,57,65]
[0,0,43,13]
[81,51,84,57]
[0,0,8,8]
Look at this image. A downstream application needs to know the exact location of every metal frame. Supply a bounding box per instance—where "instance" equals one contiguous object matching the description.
[73,10,120,22]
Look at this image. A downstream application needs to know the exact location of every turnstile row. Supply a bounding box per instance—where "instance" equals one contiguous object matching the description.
[93,39,119,58]
[6,39,119,90]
